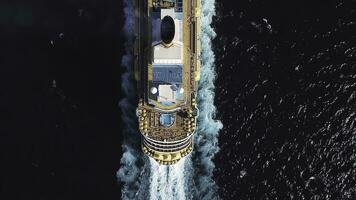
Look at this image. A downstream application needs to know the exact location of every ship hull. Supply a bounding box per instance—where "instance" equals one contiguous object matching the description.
[134,0,201,165]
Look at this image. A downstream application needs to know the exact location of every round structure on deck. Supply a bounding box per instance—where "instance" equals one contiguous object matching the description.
[159,113,175,128]
[150,87,158,94]
[161,16,175,45]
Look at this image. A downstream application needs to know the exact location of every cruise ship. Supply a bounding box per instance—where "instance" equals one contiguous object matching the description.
[134,0,201,165]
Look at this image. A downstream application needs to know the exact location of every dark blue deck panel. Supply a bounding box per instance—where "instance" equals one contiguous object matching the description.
[152,65,182,84]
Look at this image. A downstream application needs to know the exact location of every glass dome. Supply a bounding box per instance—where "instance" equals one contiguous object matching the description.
[159,113,175,128]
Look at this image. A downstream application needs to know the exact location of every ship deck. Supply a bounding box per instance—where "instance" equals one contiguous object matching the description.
[134,0,201,164]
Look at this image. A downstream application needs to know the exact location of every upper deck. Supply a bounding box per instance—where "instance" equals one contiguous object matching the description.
[148,1,185,110]
[134,0,201,143]
[134,0,201,164]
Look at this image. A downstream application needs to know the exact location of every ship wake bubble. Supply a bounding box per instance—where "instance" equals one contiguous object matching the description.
[191,0,223,198]
[116,0,144,199]
[117,0,222,199]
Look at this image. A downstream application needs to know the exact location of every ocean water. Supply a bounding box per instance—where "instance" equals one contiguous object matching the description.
[214,0,356,199]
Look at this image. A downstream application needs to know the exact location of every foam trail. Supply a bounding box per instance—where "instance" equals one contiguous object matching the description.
[191,0,223,199]
[116,0,144,199]
[149,158,187,200]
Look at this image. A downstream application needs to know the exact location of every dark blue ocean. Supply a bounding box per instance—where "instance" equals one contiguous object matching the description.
[0,0,355,199]
[214,0,356,199]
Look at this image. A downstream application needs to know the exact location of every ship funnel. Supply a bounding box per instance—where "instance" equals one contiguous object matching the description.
[161,15,175,46]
